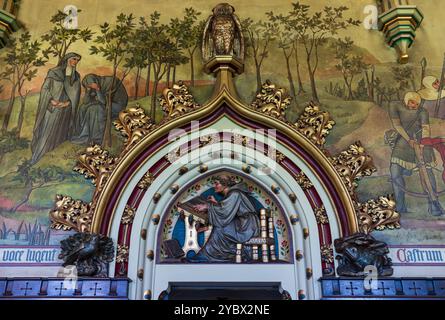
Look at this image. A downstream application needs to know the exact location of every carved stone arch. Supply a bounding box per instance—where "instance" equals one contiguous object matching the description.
[116,142,322,297]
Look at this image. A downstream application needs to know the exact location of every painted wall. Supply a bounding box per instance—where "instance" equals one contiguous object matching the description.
[0,0,444,276]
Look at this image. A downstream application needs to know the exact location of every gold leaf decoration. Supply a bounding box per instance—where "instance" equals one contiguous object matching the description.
[159,81,200,120]
[295,172,313,190]
[321,244,334,264]
[116,244,129,264]
[137,172,155,190]
[251,80,291,119]
[329,142,377,197]
[74,145,117,188]
[356,196,401,234]
[113,104,154,153]
[315,205,329,225]
[49,195,92,232]
[121,205,136,225]
[296,102,335,149]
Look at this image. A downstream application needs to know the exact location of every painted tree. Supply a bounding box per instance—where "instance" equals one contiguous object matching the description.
[363,64,376,102]
[177,8,203,87]
[136,13,160,98]
[332,37,367,100]
[374,77,398,106]
[41,9,93,64]
[267,13,296,98]
[139,13,179,121]
[275,2,360,103]
[167,15,190,87]
[273,14,305,95]
[0,131,29,165]
[11,159,67,213]
[0,31,48,136]
[90,13,136,147]
[126,29,148,100]
[392,65,416,101]
[242,18,278,92]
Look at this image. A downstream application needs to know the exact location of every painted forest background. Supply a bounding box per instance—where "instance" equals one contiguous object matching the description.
[0,1,444,246]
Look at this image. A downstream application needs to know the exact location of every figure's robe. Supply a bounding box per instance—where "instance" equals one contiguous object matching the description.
[71,91,106,145]
[31,68,81,164]
[201,184,260,262]
[71,75,128,145]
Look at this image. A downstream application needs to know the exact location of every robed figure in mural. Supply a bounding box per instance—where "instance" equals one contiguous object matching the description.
[71,74,128,145]
[389,92,444,216]
[31,53,82,164]
[190,177,261,262]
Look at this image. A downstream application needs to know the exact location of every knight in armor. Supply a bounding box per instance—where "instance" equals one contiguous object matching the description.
[389,91,444,216]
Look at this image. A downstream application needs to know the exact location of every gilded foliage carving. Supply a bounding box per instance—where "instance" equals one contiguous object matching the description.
[251,80,291,119]
[113,105,154,152]
[356,196,401,234]
[159,81,200,120]
[329,142,377,197]
[74,145,117,188]
[49,195,92,232]
[296,103,335,148]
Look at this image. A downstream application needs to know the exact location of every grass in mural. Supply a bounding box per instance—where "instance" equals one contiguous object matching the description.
[0,219,51,246]
[376,228,445,245]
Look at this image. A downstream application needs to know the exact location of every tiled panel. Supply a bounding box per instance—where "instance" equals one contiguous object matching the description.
[320,278,445,300]
[0,278,130,299]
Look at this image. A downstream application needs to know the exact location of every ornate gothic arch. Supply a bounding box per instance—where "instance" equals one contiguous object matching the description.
[49,4,400,300]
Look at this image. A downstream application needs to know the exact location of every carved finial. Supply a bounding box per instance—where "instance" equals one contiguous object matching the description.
[113,104,153,152]
[159,81,200,120]
[50,195,92,232]
[356,195,401,234]
[251,80,291,120]
[296,102,336,149]
[377,0,423,64]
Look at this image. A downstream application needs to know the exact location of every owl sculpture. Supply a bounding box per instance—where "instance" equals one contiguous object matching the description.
[202,3,245,63]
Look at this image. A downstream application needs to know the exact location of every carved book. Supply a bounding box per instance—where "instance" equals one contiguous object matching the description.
[162,239,185,259]
[177,196,209,224]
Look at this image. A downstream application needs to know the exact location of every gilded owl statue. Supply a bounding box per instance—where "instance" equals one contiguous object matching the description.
[202,3,245,63]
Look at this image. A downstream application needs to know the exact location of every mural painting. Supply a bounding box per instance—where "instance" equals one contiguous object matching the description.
[0,0,444,276]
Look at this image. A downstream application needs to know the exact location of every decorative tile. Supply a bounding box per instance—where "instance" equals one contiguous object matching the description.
[81,280,111,297]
